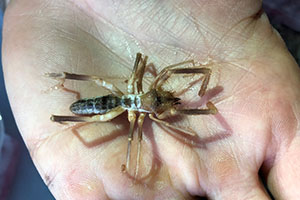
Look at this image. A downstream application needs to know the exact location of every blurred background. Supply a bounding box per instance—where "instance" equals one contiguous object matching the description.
[0,0,56,198]
[0,0,299,200]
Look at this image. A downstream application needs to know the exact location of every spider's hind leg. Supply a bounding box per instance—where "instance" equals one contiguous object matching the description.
[45,72,123,96]
[50,107,125,123]
[44,72,81,99]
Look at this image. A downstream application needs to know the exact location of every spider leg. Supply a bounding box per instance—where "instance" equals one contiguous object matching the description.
[155,67,212,97]
[176,101,218,115]
[150,60,195,89]
[127,53,148,94]
[127,53,142,94]
[45,72,123,96]
[50,107,125,122]
[122,110,137,173]
[136,56,148,94]
[134,113,146,178]
[149,114,197,136]
[150,102,217,136]
[44,73,81,99]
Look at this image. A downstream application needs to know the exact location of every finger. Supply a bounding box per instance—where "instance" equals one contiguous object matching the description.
[265,136,300,199]
[195,147,271,199]
[207,174,270,200]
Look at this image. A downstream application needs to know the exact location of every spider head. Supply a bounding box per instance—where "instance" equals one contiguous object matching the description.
[141,88,181,114]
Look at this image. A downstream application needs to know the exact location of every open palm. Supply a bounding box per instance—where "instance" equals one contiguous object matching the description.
[3,0,300,199]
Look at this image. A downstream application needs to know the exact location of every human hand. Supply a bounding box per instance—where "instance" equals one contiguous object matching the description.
[3,0,300,199]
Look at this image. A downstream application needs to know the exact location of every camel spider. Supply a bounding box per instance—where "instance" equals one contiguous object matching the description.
[48,53,218,178]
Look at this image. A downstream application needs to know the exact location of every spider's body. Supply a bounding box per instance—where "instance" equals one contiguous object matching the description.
[70,88,181,116]
[48,53,217,178]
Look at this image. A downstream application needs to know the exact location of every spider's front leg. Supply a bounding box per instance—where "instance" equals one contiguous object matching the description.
[154,67,212,97]
[170,67,211,97]
[150,60,196,90]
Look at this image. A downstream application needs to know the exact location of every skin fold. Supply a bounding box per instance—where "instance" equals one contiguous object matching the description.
[2,0,300,199]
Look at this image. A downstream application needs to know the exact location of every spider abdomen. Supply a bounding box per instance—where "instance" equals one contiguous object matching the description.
[70,95,121,115]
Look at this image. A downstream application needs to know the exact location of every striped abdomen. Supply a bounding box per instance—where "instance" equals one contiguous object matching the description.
[70,95,122,115]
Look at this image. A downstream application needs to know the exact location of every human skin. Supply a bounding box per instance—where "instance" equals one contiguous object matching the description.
[2,0,300,199]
